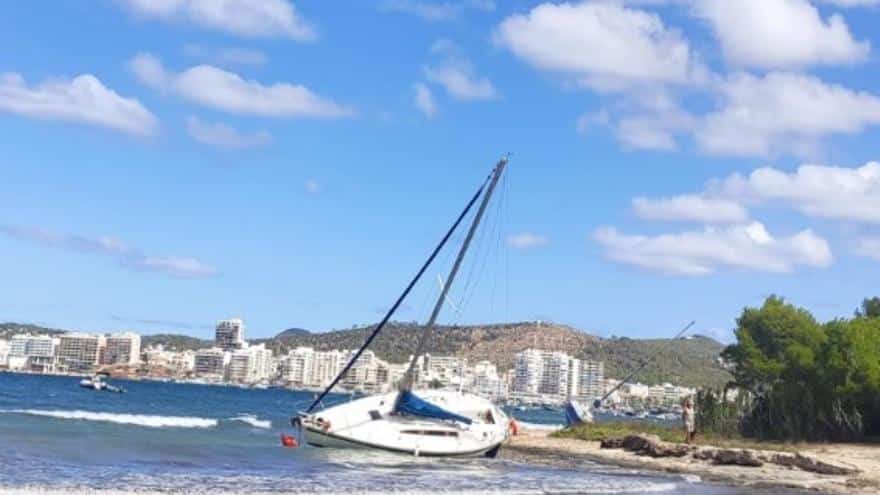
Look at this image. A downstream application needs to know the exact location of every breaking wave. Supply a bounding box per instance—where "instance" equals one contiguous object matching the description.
[228,414,271,429]
[1,409,218,428]
[517,421,564,432]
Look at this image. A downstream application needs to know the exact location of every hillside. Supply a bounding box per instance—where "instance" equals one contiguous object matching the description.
[1,321,731,388]
[264,321,731,389]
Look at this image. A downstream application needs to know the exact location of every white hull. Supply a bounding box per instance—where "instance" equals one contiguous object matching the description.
[302,390,509,457]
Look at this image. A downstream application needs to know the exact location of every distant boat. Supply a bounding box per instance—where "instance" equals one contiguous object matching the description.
[79,374,126,393]
[293,157,511,458]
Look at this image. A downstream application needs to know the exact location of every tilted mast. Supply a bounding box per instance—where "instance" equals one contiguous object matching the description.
[302,156,506,415]
[398,156,508,392]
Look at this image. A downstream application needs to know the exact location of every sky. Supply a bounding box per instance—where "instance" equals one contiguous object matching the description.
[2,0,880,343]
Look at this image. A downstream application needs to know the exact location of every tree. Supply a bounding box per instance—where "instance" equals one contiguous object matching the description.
[856,297,880,318]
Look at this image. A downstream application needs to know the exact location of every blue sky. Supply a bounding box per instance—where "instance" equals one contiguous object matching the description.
[2,0,880,342]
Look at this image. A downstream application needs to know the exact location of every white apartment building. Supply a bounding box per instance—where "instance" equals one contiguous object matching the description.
[469,360,507,399]
[422,354,466,388]
[578,359,605,399]
[339,350,390,392]
[102,332,141,365]
[194,347,229,379]
[143,346,195,374]
[215,318,245,351]
[513,348,542,395]
[513,349,589,399]
[9,334,56,358]
[279,347,315,386]
[226,344,274,384]
[57,333,105,372]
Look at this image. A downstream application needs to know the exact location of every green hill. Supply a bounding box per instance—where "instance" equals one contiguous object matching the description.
[1,321,731,388]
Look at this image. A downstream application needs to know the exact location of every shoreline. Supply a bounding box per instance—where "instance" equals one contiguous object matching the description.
[504,428,879,495]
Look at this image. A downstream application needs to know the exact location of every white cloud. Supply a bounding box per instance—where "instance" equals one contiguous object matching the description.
[413,82,437,117]
[717,161,880,223]
[305,179,320,194]
[696,72,880,157]
[495,2,704,90]
[129,53,353,118]
[634,161,880,225]
[423,41,497,101]
[182,44,268,66]
[633,195,749,223]
[0,225,217,278]
[694,0,869,69]
[854,237,880,261]
[508,233,549,250]
[380,0,495,21]
[424,64,497,101]
[185,116,271,149]
[594,222,832,276]
[0,72,157,136]
[121,0,315,40]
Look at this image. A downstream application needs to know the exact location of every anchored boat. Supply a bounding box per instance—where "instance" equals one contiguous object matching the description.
[294,157,511,457]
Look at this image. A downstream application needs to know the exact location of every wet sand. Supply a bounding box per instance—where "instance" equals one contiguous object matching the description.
[504,429,880,495]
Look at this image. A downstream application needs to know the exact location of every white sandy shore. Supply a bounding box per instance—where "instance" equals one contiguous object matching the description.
[503,429,880,495]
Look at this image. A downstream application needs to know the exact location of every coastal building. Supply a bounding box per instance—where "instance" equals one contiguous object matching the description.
[309,350,345,387]
[56,333,105,372]
[9,334,56,358]
[278,347,315,386]
[102,332,141,365]
[0,339,8,368]
[338,350,390,392]
[578,360,605,399]
[420,354,466,388]
[194,347,229,380]
[513,348,543,395]
[226,344,273,384]
[215,318,245,351]
[468,360,507,399]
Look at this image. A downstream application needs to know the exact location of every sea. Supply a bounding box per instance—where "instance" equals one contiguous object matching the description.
[0,373,799,494]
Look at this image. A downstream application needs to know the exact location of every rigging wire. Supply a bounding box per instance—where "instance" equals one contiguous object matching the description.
[302,169,494,414]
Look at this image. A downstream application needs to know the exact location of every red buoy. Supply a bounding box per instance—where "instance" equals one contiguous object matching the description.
[280,433,298,448]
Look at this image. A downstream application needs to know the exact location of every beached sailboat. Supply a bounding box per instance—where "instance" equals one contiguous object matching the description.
[293,157,511,457]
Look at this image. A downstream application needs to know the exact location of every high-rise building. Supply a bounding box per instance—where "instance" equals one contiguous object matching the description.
[102,332,142,365]
[578,360,605,399]
[279,347,315,386]
[513,349,585,399]
[194,348,228,379]
[215,318,244,351]
[57,333,105,372]
[226,344,273,383]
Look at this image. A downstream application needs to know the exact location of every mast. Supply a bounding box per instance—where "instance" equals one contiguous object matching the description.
[302,160,497,414]
[399,156,508,392]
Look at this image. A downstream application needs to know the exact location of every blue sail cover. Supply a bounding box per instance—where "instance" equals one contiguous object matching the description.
[396,391,473,425]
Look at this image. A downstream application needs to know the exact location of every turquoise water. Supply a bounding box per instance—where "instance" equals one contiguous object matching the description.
[0,373,793,494]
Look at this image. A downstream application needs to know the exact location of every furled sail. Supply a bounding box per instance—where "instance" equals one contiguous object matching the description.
[396,391,472,425]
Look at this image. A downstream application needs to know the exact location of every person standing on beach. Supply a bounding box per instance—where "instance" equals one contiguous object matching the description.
[682,397,696,444]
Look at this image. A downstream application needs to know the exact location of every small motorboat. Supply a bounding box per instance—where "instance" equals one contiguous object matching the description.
[79,374,126,393]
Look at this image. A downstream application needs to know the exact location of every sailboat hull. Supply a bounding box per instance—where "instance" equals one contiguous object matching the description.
[302,390,509,457]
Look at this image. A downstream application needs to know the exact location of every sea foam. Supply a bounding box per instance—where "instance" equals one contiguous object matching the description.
[228,414,271,429]
[1,409,218,428]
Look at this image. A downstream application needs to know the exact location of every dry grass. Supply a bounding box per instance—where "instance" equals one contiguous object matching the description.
[552,421,801,452]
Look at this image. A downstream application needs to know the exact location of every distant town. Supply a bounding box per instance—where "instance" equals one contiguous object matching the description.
[0,318,696,408]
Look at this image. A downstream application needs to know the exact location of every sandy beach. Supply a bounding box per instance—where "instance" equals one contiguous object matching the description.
[504,428,880,495]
